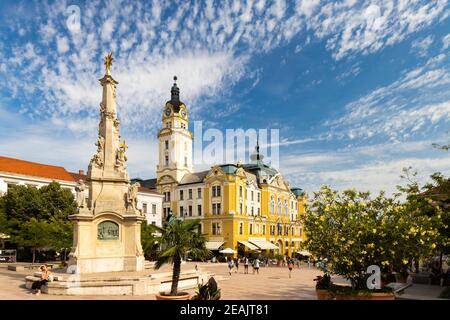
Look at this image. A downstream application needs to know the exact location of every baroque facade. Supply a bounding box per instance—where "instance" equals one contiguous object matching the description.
[150,78,307,258]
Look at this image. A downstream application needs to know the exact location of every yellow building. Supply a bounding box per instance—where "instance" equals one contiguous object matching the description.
[153,77,307,258]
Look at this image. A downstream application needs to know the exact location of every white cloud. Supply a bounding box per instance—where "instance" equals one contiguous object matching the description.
[411,35,434,57]
[56,36,69,54]
[443,33,450,49]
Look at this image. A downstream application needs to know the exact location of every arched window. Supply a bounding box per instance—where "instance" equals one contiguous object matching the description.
[277,199,282,215]
[284,200,288,215]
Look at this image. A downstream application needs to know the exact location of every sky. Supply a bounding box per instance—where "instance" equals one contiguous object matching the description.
[0,0,450,196]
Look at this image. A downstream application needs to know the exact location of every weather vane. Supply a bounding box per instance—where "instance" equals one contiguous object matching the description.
[104,52,113,75]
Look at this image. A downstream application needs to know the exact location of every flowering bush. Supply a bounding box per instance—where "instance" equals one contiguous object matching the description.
[302,186,443,290]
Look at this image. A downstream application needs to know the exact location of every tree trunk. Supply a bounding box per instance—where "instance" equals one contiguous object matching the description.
[439,253,443,273]
[170,257,181,296]
[415,260,419,273]
[32,249,36,264]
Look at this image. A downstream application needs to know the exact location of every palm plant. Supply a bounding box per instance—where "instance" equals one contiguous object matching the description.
[150,216,211,296]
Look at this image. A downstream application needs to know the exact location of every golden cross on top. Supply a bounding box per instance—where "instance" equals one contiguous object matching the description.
[120,140,128,149]
[104,52,113,74]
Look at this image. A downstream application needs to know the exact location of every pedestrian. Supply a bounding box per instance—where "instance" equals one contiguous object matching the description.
[244,257,249,274]
[235,257,239,273]
[308,258,311,268]
[31,265,51,295]
[265,258,269,267]
[288,259,293,278]
[253,258,260,275]
[228,258,234,275]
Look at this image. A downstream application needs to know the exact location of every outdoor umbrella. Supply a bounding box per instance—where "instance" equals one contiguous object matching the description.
[219,248,236,254]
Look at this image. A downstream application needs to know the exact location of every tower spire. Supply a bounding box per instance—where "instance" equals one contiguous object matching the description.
[171,75,180,102]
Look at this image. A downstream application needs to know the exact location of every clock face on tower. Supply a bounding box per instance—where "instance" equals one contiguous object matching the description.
[181,109,187,118]
[164,107,172,117]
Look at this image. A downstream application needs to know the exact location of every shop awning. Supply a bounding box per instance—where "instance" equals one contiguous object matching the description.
[238,240,259,251]
[205,241,225,250]
[297,250,311,256]
[249,239,279,250]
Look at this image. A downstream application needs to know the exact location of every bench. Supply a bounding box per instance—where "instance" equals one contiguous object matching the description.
[8,265,25,272]
[385,282,412,294]
[411,273,432,285]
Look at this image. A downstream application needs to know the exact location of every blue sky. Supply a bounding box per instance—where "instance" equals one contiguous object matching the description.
[0,0,450,195]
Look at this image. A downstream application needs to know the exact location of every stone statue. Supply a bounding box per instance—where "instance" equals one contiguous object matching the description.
[75,180,86,208]
[126,182,140,211]
[91,135,105,167]
[116,140,128,168]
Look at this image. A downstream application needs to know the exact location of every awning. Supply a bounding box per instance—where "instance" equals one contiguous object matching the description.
[249,239,279,250]
[238,240,259,251]
[297,250,311,256]
[205,241,224,250]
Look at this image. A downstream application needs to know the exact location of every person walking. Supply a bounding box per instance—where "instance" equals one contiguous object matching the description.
[288,259,294,278]
[308,258,311,268]
[244,257,249,274]
[228,258,234,275]
[253,258,260,275]
[235,257,239,273]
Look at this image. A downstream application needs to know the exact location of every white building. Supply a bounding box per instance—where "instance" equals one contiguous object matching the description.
[0,156,163,227]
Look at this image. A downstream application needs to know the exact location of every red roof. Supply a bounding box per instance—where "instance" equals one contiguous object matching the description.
[0,156,75,182]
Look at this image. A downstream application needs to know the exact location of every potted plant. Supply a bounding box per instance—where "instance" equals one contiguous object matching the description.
[191,277,221,300]
[314,273,333,300]
[150,215,212,300]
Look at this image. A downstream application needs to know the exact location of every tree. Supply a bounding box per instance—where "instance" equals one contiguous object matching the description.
[302,186,442,290]
[0,182,75,262]
[141,221,159,261]
[150,217,211,296]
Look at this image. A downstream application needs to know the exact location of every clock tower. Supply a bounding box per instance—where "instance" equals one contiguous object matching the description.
[156,76,193,185]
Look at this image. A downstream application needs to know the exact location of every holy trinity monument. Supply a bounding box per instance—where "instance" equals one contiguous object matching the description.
[68,53,145,273]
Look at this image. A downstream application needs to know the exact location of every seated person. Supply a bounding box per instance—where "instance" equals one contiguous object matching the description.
[31,265,51,295]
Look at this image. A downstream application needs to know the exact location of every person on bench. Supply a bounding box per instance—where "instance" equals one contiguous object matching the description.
[31,265,50,295]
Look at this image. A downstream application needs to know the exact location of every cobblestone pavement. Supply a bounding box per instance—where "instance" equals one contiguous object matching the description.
[0,263,323,300]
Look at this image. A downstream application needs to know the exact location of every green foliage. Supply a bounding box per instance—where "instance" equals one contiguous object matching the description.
[0,182,75,261]
[140,221,159,260]
[303,185,443,290]
[150,217,212,295]
[191,277,221,300]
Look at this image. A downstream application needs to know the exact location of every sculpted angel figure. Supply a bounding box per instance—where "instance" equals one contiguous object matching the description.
[127,182,140,211]
[116,140,128,168]
[75,179,86,208]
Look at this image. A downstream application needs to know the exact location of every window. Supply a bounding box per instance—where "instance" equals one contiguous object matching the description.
[263,225,266,235]
[142,203,147,214]
[239,203,243,215]
[165,155,169,166]
[249,223,253,235]
[212,223,221,235]
[151,221,156,225]
[184,156,188,167]
[239,186,243,198]
[292,227,295,236]
[198,224,202,234]
[277,224,281,236]
[257,208,260,216]
[284,226,289,236]
[188,189,192,199]
[212,186,221,197]
[239,223,243,235]
[212,203,221,215]
[197,205,202,216]
[164,192,171,202]
[179,206,184,216]
[197,188,202,198]
[251,191,254,201]
[257,193,260,202]
[284,200,288,215]
[166,122,171,128]
[270,196,275,214]
[188,205,193,217]
[180,190,184,200]
[165,140,169,150]
[152,204,157,214]
[278,199,282,215]
[251,207,254,216]
[285,241,289,247]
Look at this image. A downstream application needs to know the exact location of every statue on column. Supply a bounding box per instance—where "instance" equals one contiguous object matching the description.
[116,140,128,169]
[91,135,105,167]
[75,180,86,208]
[126,182,140,211]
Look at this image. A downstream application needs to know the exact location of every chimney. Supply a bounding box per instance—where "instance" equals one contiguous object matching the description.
[79,170,85,176]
